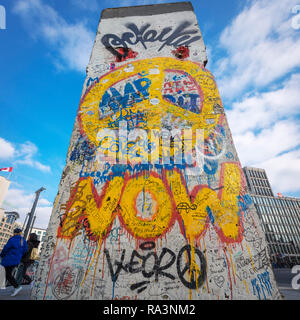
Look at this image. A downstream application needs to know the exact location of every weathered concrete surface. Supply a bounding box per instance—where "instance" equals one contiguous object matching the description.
[32,2,282,300]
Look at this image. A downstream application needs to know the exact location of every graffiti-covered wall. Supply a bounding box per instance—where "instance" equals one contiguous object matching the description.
[32,2,282,300]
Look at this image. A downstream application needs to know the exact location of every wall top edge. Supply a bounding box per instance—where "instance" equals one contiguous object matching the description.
[101,1,194,19]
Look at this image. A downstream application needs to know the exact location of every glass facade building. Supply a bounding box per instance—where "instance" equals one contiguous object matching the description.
[243,167,300,266]
[0,210,20,251]
[31,227,47,254]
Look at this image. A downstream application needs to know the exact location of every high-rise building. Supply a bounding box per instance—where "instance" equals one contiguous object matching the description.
[243,167,300,266]
[0,210,21,251]
[243,167,274,197]
[31,227,47,254]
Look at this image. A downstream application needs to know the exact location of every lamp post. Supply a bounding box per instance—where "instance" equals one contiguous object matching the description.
[23,187,45,240]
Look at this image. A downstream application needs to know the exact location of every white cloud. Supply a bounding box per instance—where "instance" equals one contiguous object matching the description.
[14,141,51,173]
[227,73,300,135]
[13,0,94,72]
[234,120,300,164]
[3,187,52,229]
[211,0,300,196]
[0,138,15,160]
[257,149,300,194]
[0,138,51,172]
[226,74,300,176]
[214,0,300,100]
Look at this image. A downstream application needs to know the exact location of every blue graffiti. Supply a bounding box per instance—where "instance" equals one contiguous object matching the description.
[79,162,188,185]
[98,135,152,158]
[204,159,218,175]
[107,109,147,129]
[237,194,253,214]
[70,137,96,162]
[206,206,215,224]
[225,152,234,159]
[108,227,122,244]
[86,77,99,88]
[251,271,272,300]
[163,93,200,114]
[99,77,151,118]
[204,125,225,158]
[242,194,253,205]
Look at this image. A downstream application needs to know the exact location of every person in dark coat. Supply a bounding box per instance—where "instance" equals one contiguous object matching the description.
[18,233,40,285]
[0,228,28,296]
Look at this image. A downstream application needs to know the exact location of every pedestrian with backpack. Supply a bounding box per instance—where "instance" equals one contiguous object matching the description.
[17,233,40,286]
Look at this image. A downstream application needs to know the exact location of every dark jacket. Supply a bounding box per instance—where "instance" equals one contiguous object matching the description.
[21,234,40,264]
[0,235,28,267]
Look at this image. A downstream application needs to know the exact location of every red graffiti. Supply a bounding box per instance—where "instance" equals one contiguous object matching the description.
[115,47,138,62]
[172,46,189,59]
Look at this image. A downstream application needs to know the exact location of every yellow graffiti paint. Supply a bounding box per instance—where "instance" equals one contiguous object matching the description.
[246,244,256,273]
[59,57,243,244]
[59,163,242,243]
[119,173,173,239]
[166,162,241,243]
[78,57,222,164]
[59,176,124,239]
[244,280,249,294]
[217,163,241,239]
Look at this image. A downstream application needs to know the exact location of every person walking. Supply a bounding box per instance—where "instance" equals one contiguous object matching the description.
[0,228,28,296]
[17,233,40,286]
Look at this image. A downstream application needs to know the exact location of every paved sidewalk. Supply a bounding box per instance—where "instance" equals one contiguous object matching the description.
[0,278,299,300]
[279,288,300,300]
[0,284,31,300]
[273,268,300,300]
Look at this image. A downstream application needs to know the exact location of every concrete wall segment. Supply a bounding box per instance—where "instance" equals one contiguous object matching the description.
[32,2,282,301]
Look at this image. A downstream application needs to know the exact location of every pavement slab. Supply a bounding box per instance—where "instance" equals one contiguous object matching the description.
[0,284,31,300]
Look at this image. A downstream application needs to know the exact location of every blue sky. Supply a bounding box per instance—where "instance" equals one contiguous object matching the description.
[0,0,300,229]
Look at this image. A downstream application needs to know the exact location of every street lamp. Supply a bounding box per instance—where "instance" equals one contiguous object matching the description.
[23,187,46,240]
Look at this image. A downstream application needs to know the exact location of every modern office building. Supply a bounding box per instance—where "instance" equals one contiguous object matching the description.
[243,167,300,266]
[0,210,22,251]
[243,166,274,197]
[31,226,47,254]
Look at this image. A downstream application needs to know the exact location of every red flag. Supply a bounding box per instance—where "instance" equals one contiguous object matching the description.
[0,167,13,172]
